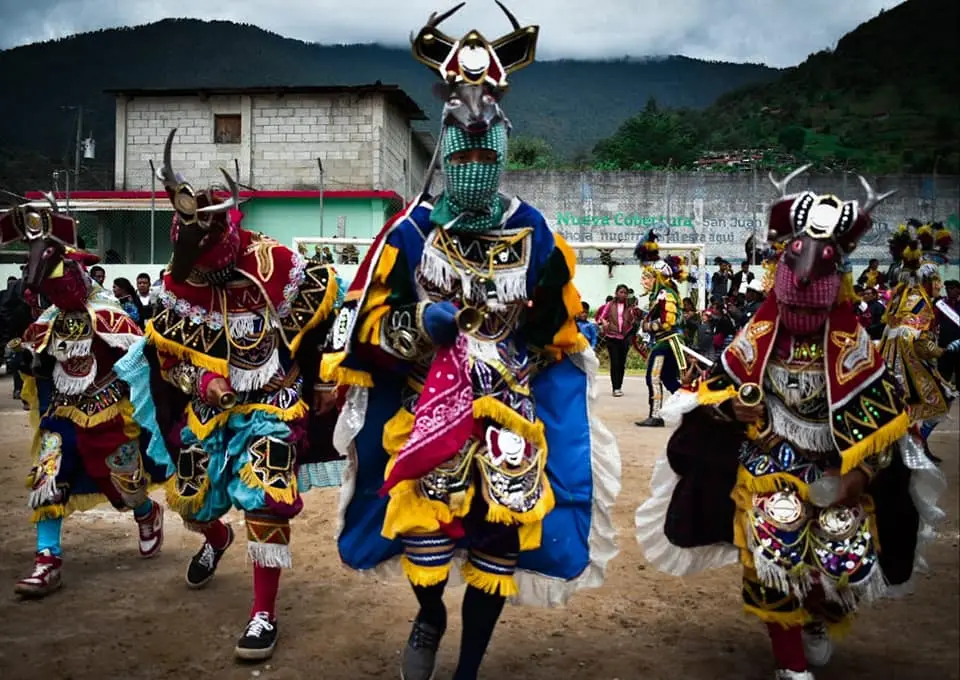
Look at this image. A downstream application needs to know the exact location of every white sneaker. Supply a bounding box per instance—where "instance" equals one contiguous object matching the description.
[774,670,815,679]
[136,502,164,558]
[801,622,834,667]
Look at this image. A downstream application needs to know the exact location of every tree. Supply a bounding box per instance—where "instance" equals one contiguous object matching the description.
[508,136,554,169]
[778,125,807,153]
[593,109,699,169]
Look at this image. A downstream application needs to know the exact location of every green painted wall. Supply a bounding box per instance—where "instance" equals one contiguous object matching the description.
[240,198,390,246]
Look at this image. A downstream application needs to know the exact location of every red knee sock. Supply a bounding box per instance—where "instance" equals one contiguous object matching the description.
[202,520,231,550]
[766,623,807,672]
[251,564,282,619]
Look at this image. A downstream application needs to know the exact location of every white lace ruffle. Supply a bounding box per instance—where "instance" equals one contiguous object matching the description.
[634,454,739,576]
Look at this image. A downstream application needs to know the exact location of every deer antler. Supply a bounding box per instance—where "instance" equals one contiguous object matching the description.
[857,175,897,213]
[768,164,811,197]
[427,2,466,27]
[0,189,28,206]
[494,0,521,29]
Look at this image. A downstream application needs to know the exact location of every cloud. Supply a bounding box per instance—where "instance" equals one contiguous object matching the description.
[0,0,898,67]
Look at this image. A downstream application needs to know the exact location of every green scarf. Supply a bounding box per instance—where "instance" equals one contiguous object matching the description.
[431,123,507,233]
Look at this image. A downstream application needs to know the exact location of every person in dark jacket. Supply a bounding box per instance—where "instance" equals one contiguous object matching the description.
[860,287,887,340]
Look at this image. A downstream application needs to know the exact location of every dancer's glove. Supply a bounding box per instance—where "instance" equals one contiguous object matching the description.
[947,339,960,352]
[423,301,459,346]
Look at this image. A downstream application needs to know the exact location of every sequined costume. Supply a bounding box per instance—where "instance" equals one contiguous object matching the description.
[324,7,620,680]
[635,169,946,680]
[634,231,689,427]
[0,196,167,598]
[879,221,957,439]
[113,139,343,661]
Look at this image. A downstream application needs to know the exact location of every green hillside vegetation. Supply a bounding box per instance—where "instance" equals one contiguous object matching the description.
[0,19,777,192]
[585,0,960,174]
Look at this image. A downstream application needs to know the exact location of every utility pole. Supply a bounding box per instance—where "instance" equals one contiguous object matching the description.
[73,106,83,190]
[317,158,325,237]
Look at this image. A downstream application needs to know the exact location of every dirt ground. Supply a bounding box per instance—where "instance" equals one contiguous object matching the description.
[0,373,957,680]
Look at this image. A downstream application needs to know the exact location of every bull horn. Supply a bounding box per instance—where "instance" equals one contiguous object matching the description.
[768,164,811,197]
[494,0,521,29]
[426,2,466,27]
[197,167,241,213]
[160,128,184,189]
[857,175,897,213]
[41,191,60,212]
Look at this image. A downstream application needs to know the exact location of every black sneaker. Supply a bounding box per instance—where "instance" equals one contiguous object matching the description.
[235,611,279,661]
[185,525,234,589]
[401,618,443,680]
[635,416,665,427]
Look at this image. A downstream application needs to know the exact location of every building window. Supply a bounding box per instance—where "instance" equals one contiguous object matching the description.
[214,114,241,144]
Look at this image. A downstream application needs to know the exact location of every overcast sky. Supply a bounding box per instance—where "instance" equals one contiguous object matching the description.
[0,0,899,67]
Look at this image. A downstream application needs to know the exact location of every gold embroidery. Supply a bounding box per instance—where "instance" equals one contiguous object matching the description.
[245,233,280,282]
[729,320,775,375]
[831,327,874,385]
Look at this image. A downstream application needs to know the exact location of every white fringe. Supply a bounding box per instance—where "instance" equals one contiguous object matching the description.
[229,350,280,392]
[821,564,887,611]
[766,395,835,452]
[28,476,59,509]
[50,338,92,362]
[418,243,529,306]
[53,358,97,395]
[98,332,143,351]
[765,364,827,407]
[751,549,815,601]
[247,541,292,569]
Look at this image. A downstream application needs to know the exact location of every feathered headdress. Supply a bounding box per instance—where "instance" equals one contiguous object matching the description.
[889,218,952,281]
[634,230,661,263]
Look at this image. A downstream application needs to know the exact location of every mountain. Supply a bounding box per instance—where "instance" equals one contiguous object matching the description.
[688,0,960,173]
[0,18,778,191]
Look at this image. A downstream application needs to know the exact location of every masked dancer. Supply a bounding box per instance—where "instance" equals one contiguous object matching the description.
[634,168,946,680]
[0,194,166,598]
[634,231,689,427]
[113,134,344,661]
[323,6,620,679]
[880,220,958,444]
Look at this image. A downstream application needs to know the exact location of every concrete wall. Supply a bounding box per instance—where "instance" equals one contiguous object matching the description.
[501,171,960,275]
[114,91,427,193]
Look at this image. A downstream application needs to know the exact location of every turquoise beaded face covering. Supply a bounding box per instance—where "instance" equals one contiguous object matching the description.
[431,122,508,232]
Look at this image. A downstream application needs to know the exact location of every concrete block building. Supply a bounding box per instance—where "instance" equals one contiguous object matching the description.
[110,84,433,197]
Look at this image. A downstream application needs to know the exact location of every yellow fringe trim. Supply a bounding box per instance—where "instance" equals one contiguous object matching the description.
[30,491,108,523]
[145,321,230,376]
[163,475,210,518]
[735,467,811,501]
[357,305,389,346]
[186,399,308,441]
[484,475,555,526]
[744,604,810,628]
[473,397,548,452]
[320,351,374,387]
[382,408,415,456]
[839,411,909,475]
[54,400,127,429]
[238,461,299,505]
[288,270,339,356]
[462,561,520,597]
[400,555,451,588]
[382,477,476,539]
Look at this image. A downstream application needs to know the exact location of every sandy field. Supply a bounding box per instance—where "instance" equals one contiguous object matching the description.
[0,374,956,680]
